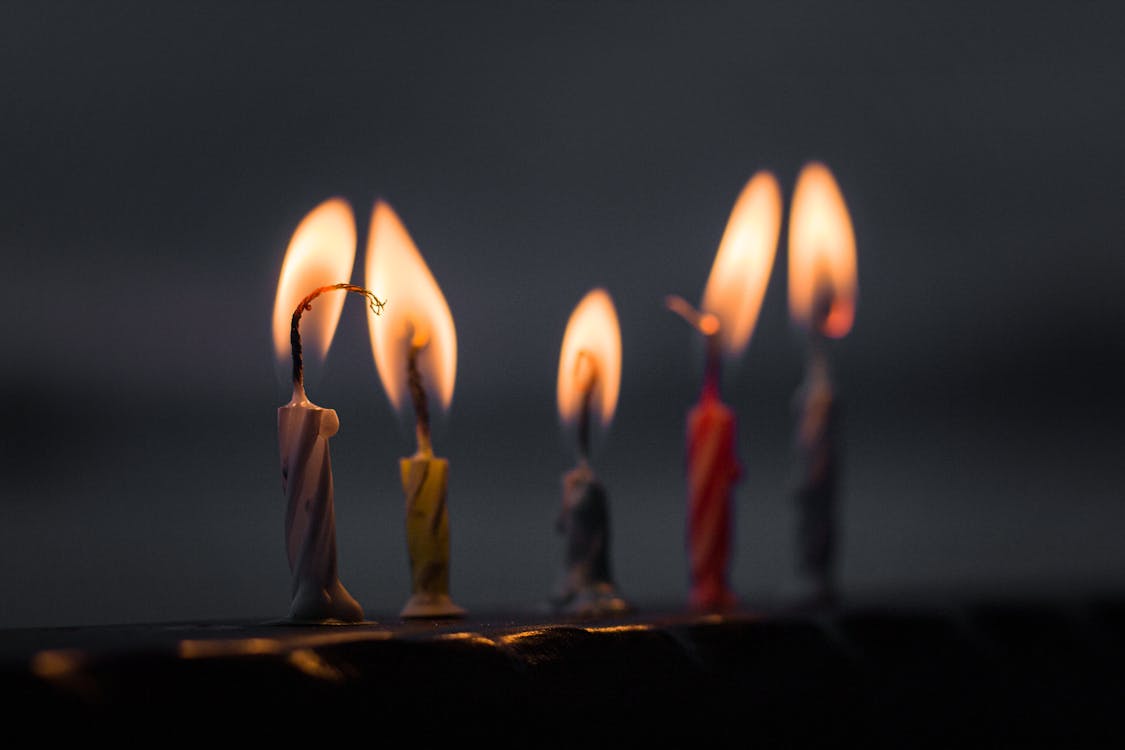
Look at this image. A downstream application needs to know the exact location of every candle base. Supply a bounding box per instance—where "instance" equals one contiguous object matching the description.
[787,575,838,612]
[689,581,737,613]
[400,592,467,619]
[287,580,365,625]
[553,582,630,618]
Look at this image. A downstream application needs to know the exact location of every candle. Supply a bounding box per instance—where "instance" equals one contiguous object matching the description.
[271,198,385,623]
[787,161,857,605]
[365,200,465,619]
[553,288,628,616]
[667,171,782,611]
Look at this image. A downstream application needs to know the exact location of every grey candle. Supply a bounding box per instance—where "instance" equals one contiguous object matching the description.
[552,289,628,616]
[787,162,858,605]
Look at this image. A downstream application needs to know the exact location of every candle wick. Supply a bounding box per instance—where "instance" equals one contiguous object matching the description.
[407,340,433,457]
[665,295,720,334]
[290,283,386,389]
[804,284,835,396]
[665,295,702,332]
[811,262,836,335]
[575,351,599,461]
[809,279,835,360]
[806,327,833,386]
[666,295,725,398]
[703,334,723,399]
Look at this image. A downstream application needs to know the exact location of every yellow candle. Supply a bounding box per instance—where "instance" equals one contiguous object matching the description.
[399,454,463,617]
[366,199,465,619]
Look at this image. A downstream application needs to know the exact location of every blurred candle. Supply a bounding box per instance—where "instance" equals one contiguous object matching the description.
[272,198,385,623]
[667,171,781,611]
[366,200,465,619]
[553,288,628,616]
[787,161,857,605]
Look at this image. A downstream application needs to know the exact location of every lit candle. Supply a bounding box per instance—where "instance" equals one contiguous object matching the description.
[365,200,465,619]
[787,161,857,605]
[553,288,628,616]
[271,198,386,623]
[666,171,782,611]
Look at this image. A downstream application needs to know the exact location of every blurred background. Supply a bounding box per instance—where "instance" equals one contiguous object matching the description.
[2,1,1123,628]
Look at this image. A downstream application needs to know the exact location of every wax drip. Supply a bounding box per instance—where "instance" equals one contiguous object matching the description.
[290,284,386,388]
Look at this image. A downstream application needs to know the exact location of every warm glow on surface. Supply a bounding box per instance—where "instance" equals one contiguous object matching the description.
[583,624,653,634]
[557,288,621,427]
[179,638,283,659]
[30,649,84,679]
[700,171,782,356]
[271,198,357,365]
[366,201,456,412]
[788,162,857,338]
[179,631,393,660]
[497,628,552,644]
[287,649,344,682]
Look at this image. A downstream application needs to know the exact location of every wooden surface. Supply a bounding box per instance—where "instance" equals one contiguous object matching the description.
[3,593,1124,743]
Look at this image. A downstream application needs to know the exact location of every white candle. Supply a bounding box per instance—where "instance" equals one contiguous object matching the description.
[278,381,364,623]
[277,283,384,623]
[271,198,384,623]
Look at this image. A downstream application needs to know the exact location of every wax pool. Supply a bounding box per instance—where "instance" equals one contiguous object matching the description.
[278,384,364,623]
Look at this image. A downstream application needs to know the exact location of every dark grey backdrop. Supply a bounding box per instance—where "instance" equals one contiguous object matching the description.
[3,1,1123,628]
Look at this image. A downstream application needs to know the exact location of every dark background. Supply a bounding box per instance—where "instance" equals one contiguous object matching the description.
[2,1,1123,629]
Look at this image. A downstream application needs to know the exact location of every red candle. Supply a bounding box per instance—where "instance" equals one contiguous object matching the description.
[685,335,741,611]
[668,170,782,611]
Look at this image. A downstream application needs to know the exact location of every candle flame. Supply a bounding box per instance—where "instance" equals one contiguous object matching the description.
[788,162,857,338]
[700,171,783,357]
[366,200,456,413]
[271,198,357,367]
[557,288,621,428]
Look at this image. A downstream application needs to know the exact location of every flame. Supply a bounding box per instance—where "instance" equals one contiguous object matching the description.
[271,198,357,367]
[788,162,857,338]
[700,171,783,356]
[366,200,456,412]
[557,288,621,427]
